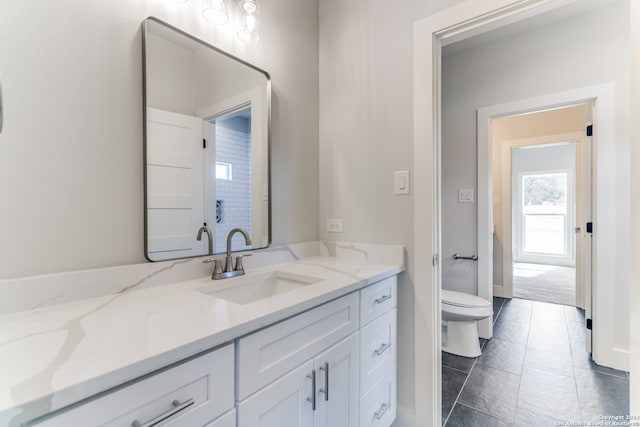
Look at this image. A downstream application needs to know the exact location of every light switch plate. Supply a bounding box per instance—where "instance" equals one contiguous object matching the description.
[458,189,474,203]
[394,170,410,195]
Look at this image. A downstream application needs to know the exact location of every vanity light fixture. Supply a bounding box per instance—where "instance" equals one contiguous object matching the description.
[202,0,229,25]
[237,0,260,43]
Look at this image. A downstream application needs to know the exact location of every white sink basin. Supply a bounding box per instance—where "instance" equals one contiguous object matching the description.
[198,271,323,305]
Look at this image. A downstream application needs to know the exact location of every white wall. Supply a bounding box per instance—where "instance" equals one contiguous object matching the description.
[441,0,629,352]
[318,0,466,420]
[0,0,319,279]
[146,32,196,115]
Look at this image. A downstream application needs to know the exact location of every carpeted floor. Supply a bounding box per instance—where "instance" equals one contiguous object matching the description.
[513,263,575,306]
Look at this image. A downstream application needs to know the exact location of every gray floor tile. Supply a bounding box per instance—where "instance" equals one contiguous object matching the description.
[458,364,520,422]
[477,337,526,375]
[442,366,468,420]
[441,297,630,427]
[569,338,593,369]
[531,300,566,323]
[513,406,568,426]
[524,341,573,377]
[442,351,476,373]
[503,297,534,310]
[498,300,533,324]
[446,403,513,427]
[564,305,585,324]
[566,319,586,342]
[528,319,570,350]
[574,366,630,421]
[493,317,530,345]
[517,366,581,421]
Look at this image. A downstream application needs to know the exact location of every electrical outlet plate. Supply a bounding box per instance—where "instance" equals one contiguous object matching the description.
[326,218,343,233]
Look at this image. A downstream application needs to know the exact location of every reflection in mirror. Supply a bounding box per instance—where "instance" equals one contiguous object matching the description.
[143,17,270,261]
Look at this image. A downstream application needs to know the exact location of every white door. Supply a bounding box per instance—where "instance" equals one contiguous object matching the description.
[314,333,360,427]
[146,108,204,260]
[237,360,315,427]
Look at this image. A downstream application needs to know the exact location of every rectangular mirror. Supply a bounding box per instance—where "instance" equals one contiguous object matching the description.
[143,17,270,261]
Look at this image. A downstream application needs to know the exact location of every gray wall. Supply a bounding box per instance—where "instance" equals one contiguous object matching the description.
[0,0,319,279]
[318,0,466,417]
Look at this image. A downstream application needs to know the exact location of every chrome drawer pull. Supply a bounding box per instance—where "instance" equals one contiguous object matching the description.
[131,398,194,427]
[374,402,391,420]
[306,370,317,411]
[374,294,391,304]
[319,362,329,401]
[373,342,391,356]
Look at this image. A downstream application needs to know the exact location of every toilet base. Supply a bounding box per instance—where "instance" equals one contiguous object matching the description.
[442,320,481,358]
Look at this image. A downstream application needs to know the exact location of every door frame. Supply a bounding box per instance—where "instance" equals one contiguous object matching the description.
[477,84,620,369]
[495,133,585,307]
[413,1,629,426]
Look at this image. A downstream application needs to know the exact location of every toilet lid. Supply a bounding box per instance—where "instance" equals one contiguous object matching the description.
[441,289,491,308]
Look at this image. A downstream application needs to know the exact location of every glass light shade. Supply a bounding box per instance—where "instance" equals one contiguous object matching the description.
[237,1,259,43]
[241,0,257,14]
[203,0,229,25]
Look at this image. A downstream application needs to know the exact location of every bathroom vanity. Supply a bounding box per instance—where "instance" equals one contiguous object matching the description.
[0,242,402,427]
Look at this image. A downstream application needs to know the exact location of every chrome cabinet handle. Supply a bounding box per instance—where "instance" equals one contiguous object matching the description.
[373,342,391,356]
[319,362,329,401]
[131,398,194,427]
[374,402,391,420]
[306,370,316,411]
[374,294,391,304]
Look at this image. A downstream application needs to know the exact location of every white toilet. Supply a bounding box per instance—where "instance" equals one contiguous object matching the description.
[441,289,493,357]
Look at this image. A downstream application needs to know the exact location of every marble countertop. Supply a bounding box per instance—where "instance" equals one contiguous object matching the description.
[0,252,402,425]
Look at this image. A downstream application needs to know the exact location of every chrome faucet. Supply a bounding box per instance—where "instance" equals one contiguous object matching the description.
[203,227,252,280]
[196,225,213,255]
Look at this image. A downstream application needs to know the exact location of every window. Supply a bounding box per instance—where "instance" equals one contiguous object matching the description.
[521,172,568,256]
[216,162,232,180]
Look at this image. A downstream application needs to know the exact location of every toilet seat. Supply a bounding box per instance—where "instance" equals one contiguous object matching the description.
[442,289,491,309]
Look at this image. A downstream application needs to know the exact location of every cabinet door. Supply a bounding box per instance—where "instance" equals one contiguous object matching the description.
[238,360,315,427]
[204,409,236,427]
[314,333,360,427]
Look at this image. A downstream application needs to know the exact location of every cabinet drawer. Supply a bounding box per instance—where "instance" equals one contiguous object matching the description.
[360,277,397,326]
[237,292,359,400]
[360,309,396,394]
[31,344,234,427]
[359,366,396,427]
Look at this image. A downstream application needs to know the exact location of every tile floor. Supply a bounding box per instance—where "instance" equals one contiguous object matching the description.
[442,297,630,426]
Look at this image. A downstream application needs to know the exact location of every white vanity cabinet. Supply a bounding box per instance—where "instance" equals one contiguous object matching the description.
[27,344,235,427]
[358,276,397,427]
[236,293,360,427]
[236,276,398,427]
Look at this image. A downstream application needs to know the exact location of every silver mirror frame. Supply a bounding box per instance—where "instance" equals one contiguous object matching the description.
[142,17,271,261]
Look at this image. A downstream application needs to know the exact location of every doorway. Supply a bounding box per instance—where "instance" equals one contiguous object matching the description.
[414,1,630,425]
[491,104,592,309]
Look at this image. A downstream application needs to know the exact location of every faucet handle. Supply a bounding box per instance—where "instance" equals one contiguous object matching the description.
[203,258,224,275]
[234,254,252,271]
